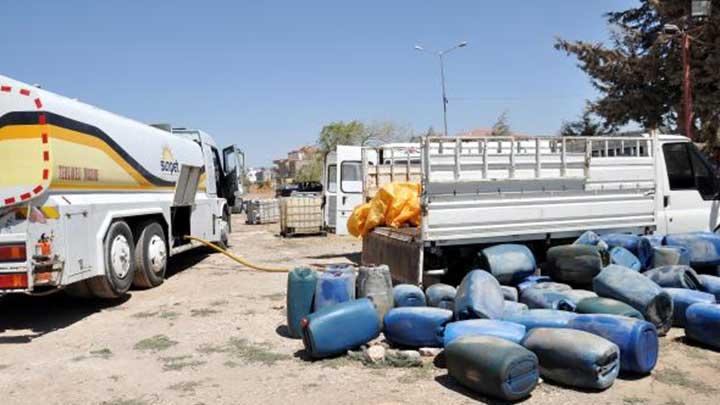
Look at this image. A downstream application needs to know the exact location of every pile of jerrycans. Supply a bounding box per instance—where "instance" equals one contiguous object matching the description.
[285,230,720,401]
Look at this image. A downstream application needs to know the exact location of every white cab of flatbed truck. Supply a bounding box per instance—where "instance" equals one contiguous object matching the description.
[0,74,243,298]
[360,134,720,285]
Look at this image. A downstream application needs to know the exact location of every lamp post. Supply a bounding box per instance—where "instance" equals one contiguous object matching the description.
[663,1,711,141]
[415,41,468,137]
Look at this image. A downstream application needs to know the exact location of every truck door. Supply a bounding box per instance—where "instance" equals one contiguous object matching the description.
[222,145,243,210]
[334,145,363,235]
[660,142,720,233]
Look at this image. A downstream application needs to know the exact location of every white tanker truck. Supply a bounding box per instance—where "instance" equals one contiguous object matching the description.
[0,74,244,298]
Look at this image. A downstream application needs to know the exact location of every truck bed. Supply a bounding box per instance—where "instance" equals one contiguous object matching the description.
[422,136,657,246]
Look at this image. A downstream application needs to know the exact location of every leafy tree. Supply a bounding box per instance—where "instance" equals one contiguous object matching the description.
[359,121,414,146]
[317,120,365,154]
[295,158,323,182]
[316,120,413,153]
[555,1,720,146]
[491,111,512,136]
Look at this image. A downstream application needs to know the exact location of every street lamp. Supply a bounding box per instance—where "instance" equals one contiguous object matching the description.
[415,41,468,137]
[662,1,711,141]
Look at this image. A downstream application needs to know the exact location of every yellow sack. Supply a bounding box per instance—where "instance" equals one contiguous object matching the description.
[347,182,421,237]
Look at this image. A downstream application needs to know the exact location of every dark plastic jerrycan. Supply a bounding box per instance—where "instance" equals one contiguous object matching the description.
[357,265,394,322]
[522,328,620,390]
[685,303,720,350]
[644,265,701,290]
[593,265,673,335]
[301,298,380,358]
[313,266,356,311]
[570,314,658,374]
[393,284,426,307]
[546,245,603,287]
[383,307,453,348]
[665,232,720,267]
[446,335,539,401]
[442,319,527,347]
[425,283,457,311]
[478,244,537,285]
[454,270,505,320]
[502,309,577,330]
[664,288,716,327]
[286,267,319,338]
[575,296,644,320]
[699,274,720,300]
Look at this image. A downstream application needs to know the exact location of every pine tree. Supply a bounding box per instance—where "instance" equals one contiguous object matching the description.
[555,1,720,146]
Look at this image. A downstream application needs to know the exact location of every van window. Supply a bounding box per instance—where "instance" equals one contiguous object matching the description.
[327,164,337,193]
[664,142,718,199]
[341,161,362,193]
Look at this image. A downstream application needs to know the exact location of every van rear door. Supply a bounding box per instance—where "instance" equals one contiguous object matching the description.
[334,145,363,235]
[323,151,338,231]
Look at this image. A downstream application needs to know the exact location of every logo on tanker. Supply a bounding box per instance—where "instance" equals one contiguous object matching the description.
[160,145,179,175]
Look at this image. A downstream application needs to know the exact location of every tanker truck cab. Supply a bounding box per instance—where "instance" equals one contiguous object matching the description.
[0,74,238,298]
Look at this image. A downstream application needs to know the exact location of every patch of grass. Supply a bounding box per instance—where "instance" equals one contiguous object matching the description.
[226,338,289,365]
[167,381,202,394]
[654,367,717,394]
[190,308,219,317]
[623,396,648,405]
[0,364,9,370]
[109,375,121,382]
[209,299,228,306]
[197,343,225,354]
[261,292,285,301]
[198,338,289,366]
[397,362,435,384]
[159,311,180,320]
[134,335,178,352]
[223,360,239,368]
[131,311,158,319]
[160,355,206,371]
[90,348,113,360]
[242,309,257,316]
[662,399,686,405]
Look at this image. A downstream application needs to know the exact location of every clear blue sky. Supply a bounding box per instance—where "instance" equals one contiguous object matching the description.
[2,1,635,166]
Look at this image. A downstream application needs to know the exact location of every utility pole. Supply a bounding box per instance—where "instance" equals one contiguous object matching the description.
[415,41,468,137]
[665,1,712,141]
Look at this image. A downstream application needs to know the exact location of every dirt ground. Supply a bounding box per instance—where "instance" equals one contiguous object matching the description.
[1,215,720,405]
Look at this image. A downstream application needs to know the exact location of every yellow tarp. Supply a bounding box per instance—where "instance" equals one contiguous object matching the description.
[347,182,421,237]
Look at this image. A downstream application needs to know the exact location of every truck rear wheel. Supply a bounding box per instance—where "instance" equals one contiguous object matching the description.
[132,222,167,289]
[88,221,136,299]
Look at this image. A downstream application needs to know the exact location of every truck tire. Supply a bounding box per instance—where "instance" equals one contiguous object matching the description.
[88,221,135,299]
[132,222,167,289]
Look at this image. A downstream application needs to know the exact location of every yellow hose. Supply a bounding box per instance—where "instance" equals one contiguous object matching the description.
[184,235,291,273]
